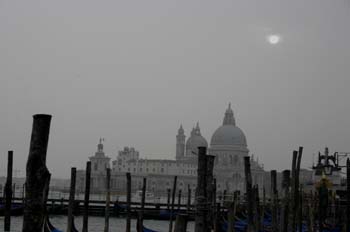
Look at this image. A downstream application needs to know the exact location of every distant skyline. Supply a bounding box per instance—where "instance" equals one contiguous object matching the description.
[1,0,350,178]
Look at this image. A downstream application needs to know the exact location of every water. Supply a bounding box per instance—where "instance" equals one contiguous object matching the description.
[0,216,195,232]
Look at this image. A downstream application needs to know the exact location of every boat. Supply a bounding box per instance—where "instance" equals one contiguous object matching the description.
[44,215,79,232]
[44,216,63,232]
[0,203,24,216]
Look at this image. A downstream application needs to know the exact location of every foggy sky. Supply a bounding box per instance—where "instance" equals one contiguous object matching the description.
[1,0,350,178]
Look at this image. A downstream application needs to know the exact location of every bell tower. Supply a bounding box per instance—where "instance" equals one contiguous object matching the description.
[176,125,185,160]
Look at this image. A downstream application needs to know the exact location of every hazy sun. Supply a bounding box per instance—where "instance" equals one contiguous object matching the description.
[267,34,281,45]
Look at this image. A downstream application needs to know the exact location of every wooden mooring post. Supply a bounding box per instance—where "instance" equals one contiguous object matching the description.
[167,188,171,209]
[104,168,111,232]
[138,177,147,232]
[291,150,298,232]
[67,167,77,232]
[346,158,350,232]
[195,147,208,232]
[4,150,13,232]
[177,189,182,210]
[187,184,191,213]
[82,161,91,232]
[280,170,290,232]
[168,175,177,232]
[206,155,215,230]
[271,170,278,232]
[244,156,254,232]
[126,172,131,232]
[22,114,52,232]
[174,214,188,232]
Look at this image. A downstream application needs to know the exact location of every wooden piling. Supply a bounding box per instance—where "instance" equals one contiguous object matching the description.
[244,156,254,232]
[177,189,182,210]
[167,188,171,209]
[271,170,277,232]
[104,168,111,232]
[67,167,77,232]
[187,185,191,213]
[169,175,178,232]
[82,161,91,232]
[290,150,298,232]
[174,214,188,232]
[206,155,215,229]
[22,114,52,232]
[126,172,131,232]
[280,170,290,232]
[138,177,147,232]
[227,201,235,232]
[346,158,350,232]
[195,147,208,232]
[4,151,13,232]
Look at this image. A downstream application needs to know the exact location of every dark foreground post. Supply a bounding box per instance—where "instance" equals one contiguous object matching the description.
[82,161,91,232]
[270,170,277,232]
[206,155,215,229]
[195,147,208,232]
[177,189,182,210]
[187,185,191,213]
[67,167,77,232]
[346,158,350,232]
[280,170,290,232]
[4,151,13,232]
[22,114,52,232]
[168,175,178,232]
[291,150,298,232]
[174,214,188,232]
[126,172,131,232]
[167,188,171,209]
[104,168,111,232]
[244,156,254,232]
[138,177,147,232]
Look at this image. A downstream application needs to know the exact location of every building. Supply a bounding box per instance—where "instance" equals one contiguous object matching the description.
[76,104,266,197]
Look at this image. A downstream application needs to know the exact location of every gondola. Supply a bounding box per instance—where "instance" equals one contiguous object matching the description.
[44,215,79,232]
[0,203,24,216]
[142,225,159,232]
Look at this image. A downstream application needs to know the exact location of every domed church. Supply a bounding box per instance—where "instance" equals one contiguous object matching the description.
[78,103,265,195]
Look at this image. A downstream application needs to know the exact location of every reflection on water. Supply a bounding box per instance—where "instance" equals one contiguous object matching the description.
[0,216,195,232]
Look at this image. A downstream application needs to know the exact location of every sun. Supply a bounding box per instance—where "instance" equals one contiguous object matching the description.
[267,34,281,45]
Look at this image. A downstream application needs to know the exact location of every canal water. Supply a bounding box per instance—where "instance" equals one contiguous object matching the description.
[0,216,195,232]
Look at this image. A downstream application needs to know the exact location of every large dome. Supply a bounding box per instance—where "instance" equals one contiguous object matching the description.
[210,104,247,147]
[210,125,246,146]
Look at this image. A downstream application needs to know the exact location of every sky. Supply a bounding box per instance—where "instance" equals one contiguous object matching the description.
[1,0,350,178]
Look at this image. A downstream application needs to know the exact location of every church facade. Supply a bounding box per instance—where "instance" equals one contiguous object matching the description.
[76,104,265,197]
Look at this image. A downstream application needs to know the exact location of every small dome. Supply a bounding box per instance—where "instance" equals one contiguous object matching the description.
[186,122,208,154]
[210,125,246,146]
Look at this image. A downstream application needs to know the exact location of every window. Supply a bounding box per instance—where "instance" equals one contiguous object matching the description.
[94,163,98,171]
[161,168,164,173]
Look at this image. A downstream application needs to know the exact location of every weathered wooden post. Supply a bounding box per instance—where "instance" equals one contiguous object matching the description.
[174,214,188,232]
[318,178,328,232]
[126,172,131,232]
[169,175,178,232]
[82,161,91,232]
[206,155,215,229]
[177,189,182,210]
[253,185,261,232]
[280,170,290,232]
[227,201,235,232]
[22,114,52,232]
[346,158,350,232]
[138,177,147,232]
[167,188,171,209]
[290,150,298,232]
[244,156,254,232]
[186,184,191,213]
[67,167,77,232]
[295,147,303,231]
[195,147,208,232]
[271,170,277,232]
[4,151,13,232]
[104,168,111,232]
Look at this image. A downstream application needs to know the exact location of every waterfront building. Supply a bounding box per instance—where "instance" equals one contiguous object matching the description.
[76,104,266,197]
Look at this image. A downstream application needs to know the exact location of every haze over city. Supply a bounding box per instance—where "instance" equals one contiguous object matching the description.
[1,0,350,178]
